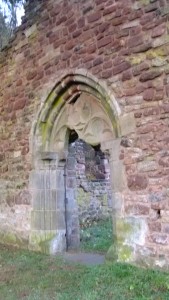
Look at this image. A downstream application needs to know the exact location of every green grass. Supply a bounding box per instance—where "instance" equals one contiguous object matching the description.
[0,244,169,300]
[80,218,113,253]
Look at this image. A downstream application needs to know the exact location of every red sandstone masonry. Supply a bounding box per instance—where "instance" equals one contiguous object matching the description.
[0,0,169,266]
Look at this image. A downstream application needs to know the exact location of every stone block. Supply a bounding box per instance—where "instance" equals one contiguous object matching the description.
[149,233,168,245]
[101,138,121,161]
[56,169,65,187]
[143,88,155,101]
[88,11,101,23]
[138,160,158,172]
[29,171,45,189]
[31,210,57,230]
[119,113,136,136]
[45,190,57,211]
[66,157,76,170]
[31,189,41,210]
[29,230,58,253]
[31,211,44,230]
[66,177,76,188]
[50,230,66,254]
[125,203,150,216]
[49,171,58,189]
[40,152,57,161]
[116,217,148,246]
[111,192,123,213]
[121,20,139,29]
[15,190,32,205]
[109,160,126,191]
[31,169,58,191]
[97,36,112,48]
[127,174,148,191]
[140,69,163,82]
[65,188,77,210]
[68,234,80,249]
[56,189,65,210]
[24,24,37,38]
[56,212,66,230]
[113,62,131,75]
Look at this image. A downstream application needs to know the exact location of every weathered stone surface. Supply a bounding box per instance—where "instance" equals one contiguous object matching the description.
[15,190,32,205]
[0,0,169,269]
[149,233,168,245]
[148,222,161,233]
[143,88,155,101]
[127,174,148,191]
[138,161,158,172]
[125,203,149,215]
[140,69,162,82]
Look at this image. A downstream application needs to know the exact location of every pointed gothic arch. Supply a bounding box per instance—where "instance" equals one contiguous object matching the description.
[29,71,136,261]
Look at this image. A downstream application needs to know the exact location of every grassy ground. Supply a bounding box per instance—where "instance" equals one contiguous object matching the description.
[0,244,169,300]
[80,218,112,253]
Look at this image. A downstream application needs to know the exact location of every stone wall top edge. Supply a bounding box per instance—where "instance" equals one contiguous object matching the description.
[0,0,44,56]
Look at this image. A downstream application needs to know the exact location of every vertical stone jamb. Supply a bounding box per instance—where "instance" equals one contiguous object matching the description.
[29,152,67,253]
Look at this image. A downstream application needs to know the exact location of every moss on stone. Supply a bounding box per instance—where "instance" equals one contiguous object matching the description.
[118,244,133,262]
[39,236,53,254]
[104,96,119,137]
[0,231,28,248]
[114,219,137,263]
[106,219,135,263]
[29,231,56,253]
[77,188,90,205]
[116,218,133,241]
[105,243,117,262]
[28,31,37,41]
[15,180,26,189]
[139,0,150,5]
[147,48,166,59]
[40,94,64,146]
[3,232,17,244]
[127,54,145,65]
[116,219,132,231]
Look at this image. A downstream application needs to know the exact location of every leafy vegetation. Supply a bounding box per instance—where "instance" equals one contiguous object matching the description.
[0,7,10,48]
[80,218,113,253]
[3,0,25,33]
[0,0,25,49]
[0,244,169,300]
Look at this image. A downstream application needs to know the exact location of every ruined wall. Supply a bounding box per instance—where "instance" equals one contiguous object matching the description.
[0,0,169,268]
[67,139,112,226]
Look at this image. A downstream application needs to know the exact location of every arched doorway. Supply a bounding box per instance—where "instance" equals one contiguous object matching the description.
[65,136,113,253]
[29,71,136,262]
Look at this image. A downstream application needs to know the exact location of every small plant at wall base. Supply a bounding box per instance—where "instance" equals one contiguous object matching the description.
[80,218,113,253]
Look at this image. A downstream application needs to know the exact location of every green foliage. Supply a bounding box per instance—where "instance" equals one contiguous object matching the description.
[80,218,113,253]
[0,7,10,48]
[0,0,25,49]
[0,244,169,300]
[2,0,25,32]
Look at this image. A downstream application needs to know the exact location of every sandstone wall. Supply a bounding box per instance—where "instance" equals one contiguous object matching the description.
[0,0,169,267]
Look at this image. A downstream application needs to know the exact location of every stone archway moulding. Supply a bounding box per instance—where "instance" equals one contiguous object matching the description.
[31,70,135,159]
[29,70,137,262]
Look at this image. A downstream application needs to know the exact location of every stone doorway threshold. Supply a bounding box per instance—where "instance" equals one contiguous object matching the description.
[62,251,105,266]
